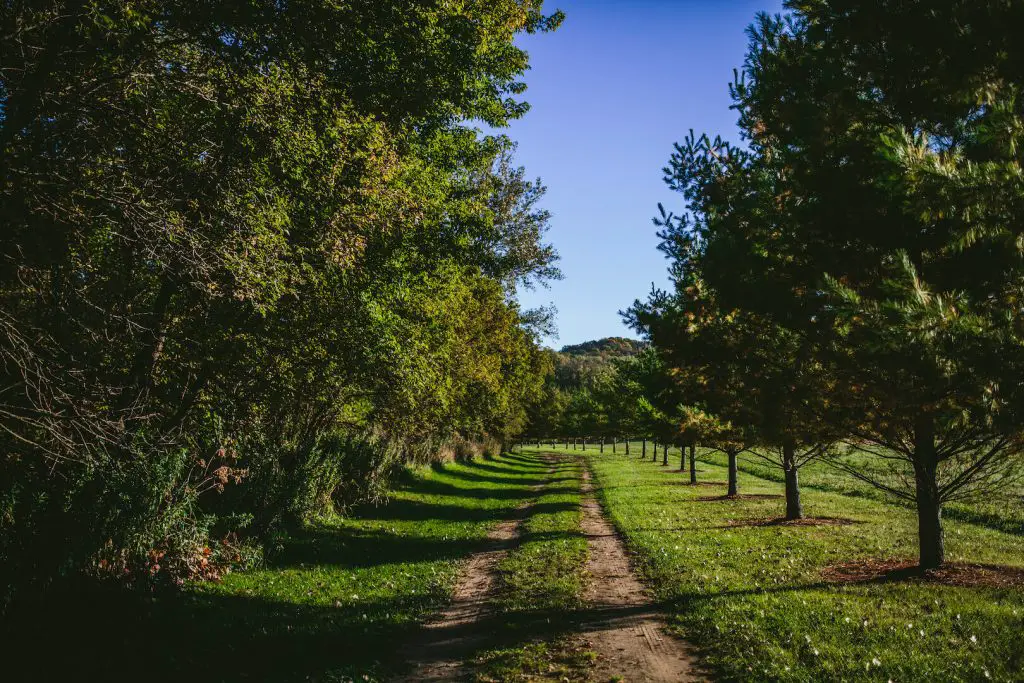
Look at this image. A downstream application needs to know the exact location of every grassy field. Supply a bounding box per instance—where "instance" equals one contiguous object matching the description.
[526,440,1024,534]
[572,449,1024,682]
[12,445,1022,681]
[698,446,1024,535]
[6,452,572,683]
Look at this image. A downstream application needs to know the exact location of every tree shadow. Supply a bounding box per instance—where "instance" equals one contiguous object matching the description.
[435,467,577,487]
[272,524,484,569]
[2,453,569,683]
[352,497,578,524]
[4,583,443,683]
[466,459,577,477]
[395,477,577,501]
[718,516,861,529]
[696,493,783,502]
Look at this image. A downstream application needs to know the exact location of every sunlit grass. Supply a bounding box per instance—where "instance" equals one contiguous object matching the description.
[583,451,1024,682]
[496,455,587,613]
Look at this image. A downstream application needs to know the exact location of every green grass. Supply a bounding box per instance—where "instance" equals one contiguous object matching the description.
[6,452,562,683]
[19,443,1017,682]
[584,451,1024,682]
[475,641,598,683]
[496,453,587,613]
[474,451,595,682]
[526,440,1024,533]
[698,446,1024,535]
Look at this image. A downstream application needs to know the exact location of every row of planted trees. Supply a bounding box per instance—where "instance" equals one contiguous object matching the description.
[0,1,563,599]
[631,0,1024,570]
[531,0,1024,570]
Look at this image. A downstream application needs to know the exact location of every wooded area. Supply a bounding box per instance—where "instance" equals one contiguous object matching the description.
[1,0,563,600]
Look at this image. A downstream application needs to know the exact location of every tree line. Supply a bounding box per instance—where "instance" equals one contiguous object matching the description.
[532,0,1024,571]
[0,1,563,599]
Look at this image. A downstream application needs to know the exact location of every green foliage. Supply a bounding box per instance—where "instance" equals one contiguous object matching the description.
[523,337,652,440]
[0,0,562,598]
[558,337,648,359]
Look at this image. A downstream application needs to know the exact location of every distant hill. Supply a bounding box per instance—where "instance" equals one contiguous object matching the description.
[550,337,647,390]
[559,337,647,359]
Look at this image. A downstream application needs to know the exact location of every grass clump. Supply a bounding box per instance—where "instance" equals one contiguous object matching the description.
[475,641,598,683]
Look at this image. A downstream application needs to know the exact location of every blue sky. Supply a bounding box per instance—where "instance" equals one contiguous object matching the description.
[505,0,785,348]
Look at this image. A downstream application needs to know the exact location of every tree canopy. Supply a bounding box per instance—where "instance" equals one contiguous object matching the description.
[1,0,563,594]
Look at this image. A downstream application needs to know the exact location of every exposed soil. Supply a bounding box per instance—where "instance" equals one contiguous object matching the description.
[395,501,530,681]
[571,467,705,682]
[726,516,859,528]
[667,481,727,488]
[822,559,1024,589]
[697,493,783,502]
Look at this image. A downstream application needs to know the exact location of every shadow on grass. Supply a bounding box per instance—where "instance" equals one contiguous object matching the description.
[405,477,578,502]
[718,516,861,529]
[697,493,784,502]
[428,465,570,488]
[4,583,438,683]
[2,453,561,683]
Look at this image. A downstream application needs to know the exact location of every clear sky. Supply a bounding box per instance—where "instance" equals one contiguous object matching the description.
[506,0,785,349]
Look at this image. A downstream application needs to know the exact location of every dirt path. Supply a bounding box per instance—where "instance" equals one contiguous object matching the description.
[396,456,705,682]
[395,504,526,682]
[575,466,705,682]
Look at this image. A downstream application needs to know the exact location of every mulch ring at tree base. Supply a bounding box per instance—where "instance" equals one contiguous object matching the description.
[726,516,859,528]
[696,493,783,502]
[822,559,1024,589]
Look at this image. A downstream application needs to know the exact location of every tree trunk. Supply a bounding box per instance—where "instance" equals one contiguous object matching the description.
[625,439,630,455]
[612,437,616,454]
[689,444,697,484]
[652,441,658,462]
[600,438,604,454]
[913,414,944,569]
[680,447,685,470]
[782,443,803,520]
[123,278,174,411]
[642,439,647,459]
[662,443,668,466]
[727,450,738,496]
[582,438,587,452]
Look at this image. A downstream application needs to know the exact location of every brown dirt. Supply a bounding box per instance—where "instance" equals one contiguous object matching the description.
[726,516,859,528]
[571,467,706,682]
[394,500,529,681]
[697,493,783,502]
[666,481,727,488]
[822,558,1024,589]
